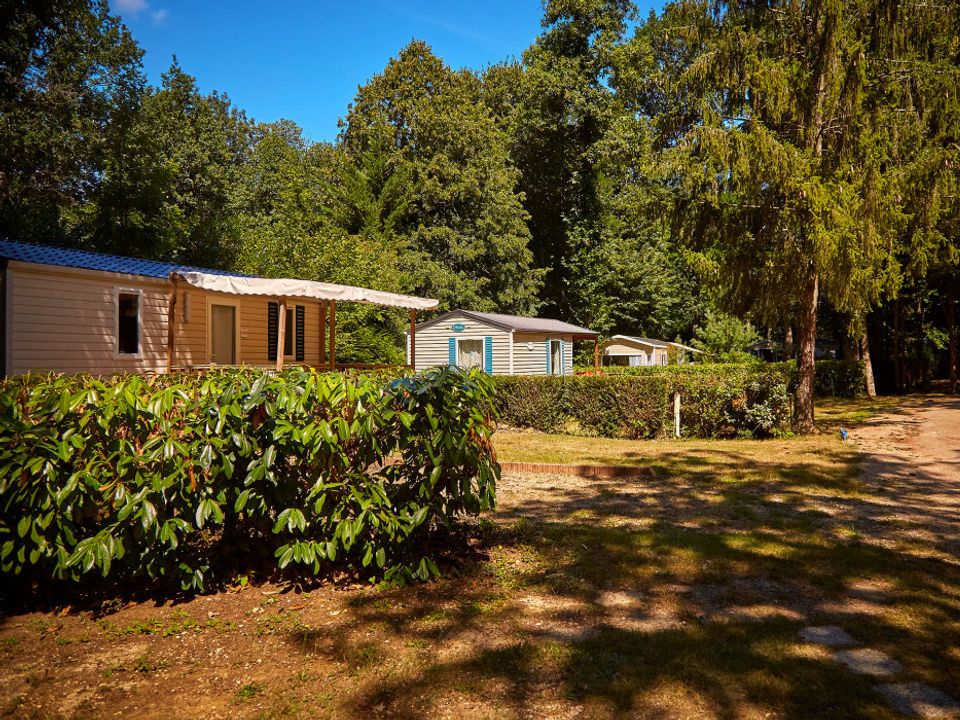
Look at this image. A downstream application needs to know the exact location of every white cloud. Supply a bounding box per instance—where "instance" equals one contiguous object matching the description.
[112,0,168,24]
[114,0,149,15]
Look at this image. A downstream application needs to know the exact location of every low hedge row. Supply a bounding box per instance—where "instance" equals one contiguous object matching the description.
[494,364,795,439]
[580,360,867,398]
[0,366,499,591]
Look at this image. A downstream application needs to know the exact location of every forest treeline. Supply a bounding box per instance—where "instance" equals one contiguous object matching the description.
[1,0,958,427]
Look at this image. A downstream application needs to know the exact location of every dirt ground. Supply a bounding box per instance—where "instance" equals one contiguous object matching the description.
[847,396,960,564]
[1,397,959,719]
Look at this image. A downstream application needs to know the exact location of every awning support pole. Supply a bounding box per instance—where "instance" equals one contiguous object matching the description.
[328,300,337,371]
[275,298,287,372]
[166,280,178,373]
[319,300,327,368]
[594,338,599,370]
[409,309,417,369]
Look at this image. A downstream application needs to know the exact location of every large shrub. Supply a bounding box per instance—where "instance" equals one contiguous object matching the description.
[0,367,498,591]
[495,364,794,439]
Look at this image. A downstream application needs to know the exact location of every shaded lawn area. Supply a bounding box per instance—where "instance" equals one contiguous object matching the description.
[2,397,959,719]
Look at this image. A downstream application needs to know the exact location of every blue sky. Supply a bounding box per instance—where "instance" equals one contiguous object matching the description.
[110,0,664,143]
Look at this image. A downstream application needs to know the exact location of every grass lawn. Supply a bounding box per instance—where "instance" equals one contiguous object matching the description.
[2,396,958,718]
[494,394,907,467]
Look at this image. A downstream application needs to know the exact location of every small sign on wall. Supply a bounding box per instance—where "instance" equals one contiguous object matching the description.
[451,323,466,332]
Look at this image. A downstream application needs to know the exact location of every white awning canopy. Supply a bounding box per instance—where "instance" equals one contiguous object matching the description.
[171,271,439,310]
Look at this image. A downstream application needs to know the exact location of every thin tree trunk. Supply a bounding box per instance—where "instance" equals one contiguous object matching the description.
[945,295,958,395]
[893,300,904,394]
[796,29,828,432]
[860,330,876,397]
[842,329,857,362]
[917,297,927,389]
[796,274,819,433]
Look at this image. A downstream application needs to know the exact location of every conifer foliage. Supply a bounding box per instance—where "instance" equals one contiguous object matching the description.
[0,0,957,416]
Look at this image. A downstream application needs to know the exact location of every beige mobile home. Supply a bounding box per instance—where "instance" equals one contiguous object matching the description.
[0,240,436,377]
[407,309,598,375]
[602,335,700,366]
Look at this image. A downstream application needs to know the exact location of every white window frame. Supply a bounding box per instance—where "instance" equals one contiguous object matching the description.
[283,304,305,359]
[457,337,484,370]
[113,286,143,359]
[550,338,562,376]
[206,297,242,365]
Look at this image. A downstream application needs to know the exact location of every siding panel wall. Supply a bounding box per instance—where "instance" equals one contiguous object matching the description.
[409,311,511,373]
[9,263,327,375]
[11,265,173,375]
[603,340,669,366]
[511,333,574,376]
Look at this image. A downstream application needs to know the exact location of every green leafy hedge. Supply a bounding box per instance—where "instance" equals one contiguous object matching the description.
[0,367,498,591]
[494,364,795,439]
[581,360,866,398]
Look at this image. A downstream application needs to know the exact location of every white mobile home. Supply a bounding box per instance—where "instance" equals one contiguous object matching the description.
[0,240,436,377]
[407,309,598,375]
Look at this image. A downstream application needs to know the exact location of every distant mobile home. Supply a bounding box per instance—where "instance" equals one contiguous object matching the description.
[407,309,598,375]
[0,240,436,377]
[602,335,700,366]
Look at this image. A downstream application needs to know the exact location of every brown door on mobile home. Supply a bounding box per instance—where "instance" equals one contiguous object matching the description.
[210,304,236,364]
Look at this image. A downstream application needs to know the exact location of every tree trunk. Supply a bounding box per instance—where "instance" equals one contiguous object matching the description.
[796,274,819,433]
[842,330,857,362]
[916,297,927,389]
[860,330,876,397]
[784,325,794,359]
[796,33,827,432]
[893,300,904,394]
[945,294,958,395]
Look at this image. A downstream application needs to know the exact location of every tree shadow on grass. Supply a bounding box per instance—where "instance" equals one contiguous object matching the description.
[348,621,900,720]
[287,531,936,718]
[272,438,960,718]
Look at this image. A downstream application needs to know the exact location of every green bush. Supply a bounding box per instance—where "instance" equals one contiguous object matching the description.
[566,375,672,439]
[586,360,865,398]
[493,376,567,434]
[494,364,794,439]
[0,366,498,591]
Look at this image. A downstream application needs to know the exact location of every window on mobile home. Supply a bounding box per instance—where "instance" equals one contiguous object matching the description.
[118,292,140,355]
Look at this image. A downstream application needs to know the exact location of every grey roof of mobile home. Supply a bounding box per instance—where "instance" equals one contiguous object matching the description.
[416,309,599,338]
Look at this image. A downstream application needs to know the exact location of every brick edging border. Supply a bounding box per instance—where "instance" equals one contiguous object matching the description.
[498,461,653,478]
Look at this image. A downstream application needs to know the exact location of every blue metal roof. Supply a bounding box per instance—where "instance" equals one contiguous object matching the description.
[0,239,252,280]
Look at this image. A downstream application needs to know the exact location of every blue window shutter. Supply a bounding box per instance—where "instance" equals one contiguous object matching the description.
[484,336,493,373]
[545,340,551,374]
[448,337,457,366]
